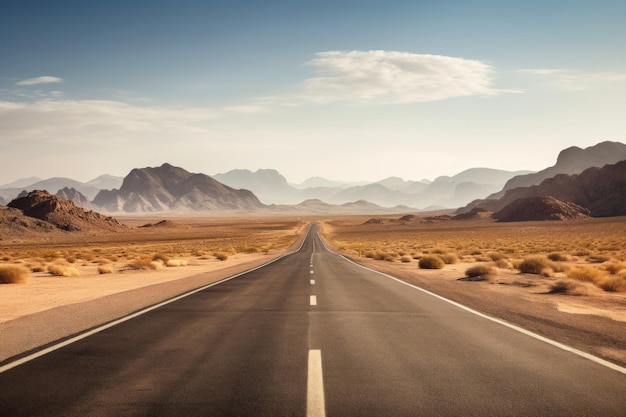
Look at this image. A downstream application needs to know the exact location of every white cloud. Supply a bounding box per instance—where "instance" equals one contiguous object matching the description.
[296,50,504,104]
[15,76,64,86]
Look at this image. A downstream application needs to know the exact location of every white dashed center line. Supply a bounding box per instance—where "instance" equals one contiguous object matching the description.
[310,295,317,306]
[307,349,326,417]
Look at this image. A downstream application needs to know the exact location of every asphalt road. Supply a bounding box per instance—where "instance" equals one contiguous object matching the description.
[2,224,626,416]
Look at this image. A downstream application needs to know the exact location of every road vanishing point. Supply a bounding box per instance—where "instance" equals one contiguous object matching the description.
[2,224,626,416]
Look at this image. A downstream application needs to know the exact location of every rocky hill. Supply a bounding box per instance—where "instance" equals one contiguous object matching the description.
[92,163,264,212]
[7,190,125,232]
[460,160,626,217]
[493,196,591,222]
[493,141,626,198]
[0,205,57,240]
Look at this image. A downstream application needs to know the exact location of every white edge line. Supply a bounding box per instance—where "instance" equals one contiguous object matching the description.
[315,231,626,376]
[0,225,313,374]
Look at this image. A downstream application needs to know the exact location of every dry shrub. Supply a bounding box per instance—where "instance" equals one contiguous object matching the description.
[152,253,170,264]
[488,252,507,261]
[214,252,229,261]
[128,256,164,270]
[517,256,554,275]
[604,262,626,275]
[547,252,569,262]
[549,279,589,295]
[493,259,512,269]
[465,265,496,279]
[400,255,412,263]
[418,256,445,269]
[598,276,626,292]
[566,266,604,284]
[47,262,80,277]
[98,265,114,274]
[437,253,458,265]
[166,259,188,267]
[0,264,29,284]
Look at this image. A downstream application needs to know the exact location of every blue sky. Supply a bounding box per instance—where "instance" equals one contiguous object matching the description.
[1,0,626,184]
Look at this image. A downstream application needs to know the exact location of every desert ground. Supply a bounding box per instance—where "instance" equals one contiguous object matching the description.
[1,214,625,367]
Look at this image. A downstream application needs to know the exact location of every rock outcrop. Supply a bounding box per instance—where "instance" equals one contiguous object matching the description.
[8,190,124,231]
[493,196,591,222]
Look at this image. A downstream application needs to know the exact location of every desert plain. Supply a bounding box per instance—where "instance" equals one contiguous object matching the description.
[1,214,625,368]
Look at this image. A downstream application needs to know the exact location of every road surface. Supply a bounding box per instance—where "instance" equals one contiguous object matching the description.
[2,224,626,416]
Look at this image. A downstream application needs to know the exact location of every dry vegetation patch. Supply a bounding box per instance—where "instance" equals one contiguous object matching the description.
[0,216,305,282]
[320,215,626,293]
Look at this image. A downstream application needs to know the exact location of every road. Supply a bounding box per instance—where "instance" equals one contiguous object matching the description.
[2,224,626,416]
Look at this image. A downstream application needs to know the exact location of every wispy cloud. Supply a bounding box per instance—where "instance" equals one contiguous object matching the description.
[292,50,509,104]
[518,68,626,90]
[15,76,64,86]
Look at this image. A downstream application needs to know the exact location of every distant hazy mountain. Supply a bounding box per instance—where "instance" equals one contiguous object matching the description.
[56,187,91,209]
[93,163,264,212]
[209,166,528,209]
[328,183,415,207]
[0,177,103,202]
[409,168,533,208]
[492,141,626,198]
[0,196,6,205]
[375,177,430,192]
[85,174,124,190]
[461,160,626,217]
[0,177,43,189]
[266,199,411,215]
[213,169,297,204]
[291,177,368,189]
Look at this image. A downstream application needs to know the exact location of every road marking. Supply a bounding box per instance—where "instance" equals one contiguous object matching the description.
[310,295,317,306]
[307,350,326,417]
[310,279,315,285]
[310,270,314,274]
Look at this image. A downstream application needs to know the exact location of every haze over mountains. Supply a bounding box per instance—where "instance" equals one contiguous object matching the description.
[1,141,625,215]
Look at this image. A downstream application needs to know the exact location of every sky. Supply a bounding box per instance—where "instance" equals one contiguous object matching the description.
[1,0,626,185]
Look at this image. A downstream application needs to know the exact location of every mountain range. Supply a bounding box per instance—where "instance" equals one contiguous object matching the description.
[1,140,625,215]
